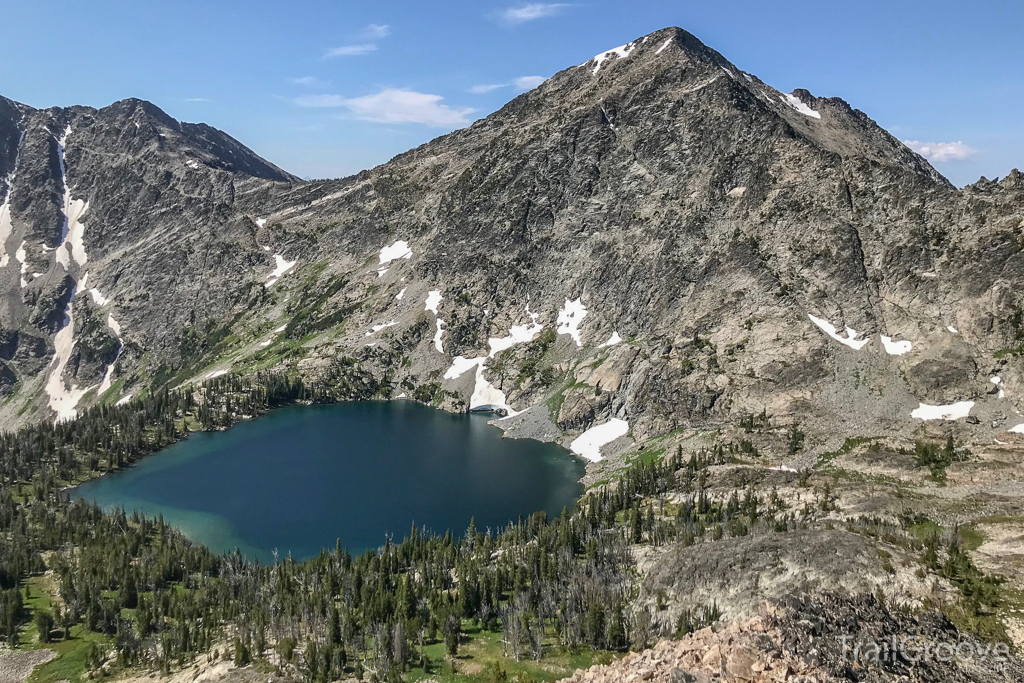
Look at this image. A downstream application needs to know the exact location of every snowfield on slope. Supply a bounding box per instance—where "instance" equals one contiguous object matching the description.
[379,240,412,264]
[557,299,588,346]
[807,314,869,350]
[570,419,630,462]
[590,43,635,73]
[488,306,543,357]
[880,335,912,355]
[911,401,975,421]
[781,93,821,119]
[425,290,442,314]
[265,255,296,288]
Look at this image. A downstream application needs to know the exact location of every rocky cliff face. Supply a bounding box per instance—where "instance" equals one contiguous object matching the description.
[0,96,295,417]
[1,27,1022,460]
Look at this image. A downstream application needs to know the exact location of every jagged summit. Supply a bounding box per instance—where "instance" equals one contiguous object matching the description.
[579,26,734,73]
[555,27,950,186]
[0,95,296,184]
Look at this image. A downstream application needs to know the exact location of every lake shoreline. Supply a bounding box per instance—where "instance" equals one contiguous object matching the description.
[60,393,592,496]
[70,400,587,562]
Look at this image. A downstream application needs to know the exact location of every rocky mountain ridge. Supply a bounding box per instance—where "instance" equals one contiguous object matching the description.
[0,27,1022,467]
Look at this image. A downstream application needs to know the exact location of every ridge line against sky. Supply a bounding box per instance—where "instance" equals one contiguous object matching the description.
[1,0,1021,186]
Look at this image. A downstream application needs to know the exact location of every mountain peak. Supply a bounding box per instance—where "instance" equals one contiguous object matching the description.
[0,95,296,183]
[554,27,949,186]
[581,26,733,76]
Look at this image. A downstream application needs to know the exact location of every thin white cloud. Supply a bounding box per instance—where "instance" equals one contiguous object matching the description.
[295,89,475,127]
[469,76,547,95]
[903,140,977,163]
[513,75,546,91]
[290,76,330,87]
[469,83,508,94]
[500,3,570,24]
[183,97,210,102]
[323,44,377,58]
[361,23,391,39]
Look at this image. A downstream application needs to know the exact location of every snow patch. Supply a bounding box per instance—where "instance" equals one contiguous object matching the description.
[0,132,24,270]
[255,218,267,228]
[488,306,543,357]
[1009,424,1024,434]
[445,355,483,380]
[265,254,297,288]
[781,93,821,119]
[15,241,27,287]
[880,335,912,356]
[598,332,622,348]
[727,186,747,198]
[807,314,869,351]
[911,401,975,421]
[55,127,90,270]
[591,42,635,74]
[569,419,630,462]
[205,369,229,380]
[379,240,412,264]
[556,298,588,346]
[44,285,92,422]
[56,203,90,265]
[115,394,133,407]
[88,289,110,306]
[366,320,397,336]
[98,316,123,395]
[469,363,516,415]
[442,304,551,413]
[433,320,446,353]
[425,289,443,314]
[947,326,959,334]
[44,128,125,418]
[655,38,672,55]
[98,366,116,395]
[442,355,518,413]
[396,287,406,301]
[0,185,14,269]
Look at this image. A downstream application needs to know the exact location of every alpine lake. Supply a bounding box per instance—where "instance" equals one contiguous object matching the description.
[71,401,585,562]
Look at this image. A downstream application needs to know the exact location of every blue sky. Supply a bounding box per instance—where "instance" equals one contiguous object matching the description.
[1,1,1021,186]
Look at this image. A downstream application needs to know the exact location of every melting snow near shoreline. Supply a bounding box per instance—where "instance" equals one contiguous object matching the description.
[570,419,630,462]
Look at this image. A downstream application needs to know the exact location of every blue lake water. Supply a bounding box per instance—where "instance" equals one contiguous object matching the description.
[72,401,584,562]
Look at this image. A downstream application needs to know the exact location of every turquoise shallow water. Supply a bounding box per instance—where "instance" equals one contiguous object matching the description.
[72,401,584,562]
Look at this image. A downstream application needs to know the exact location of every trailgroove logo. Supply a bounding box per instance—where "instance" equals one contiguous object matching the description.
[838,636,1011,665]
